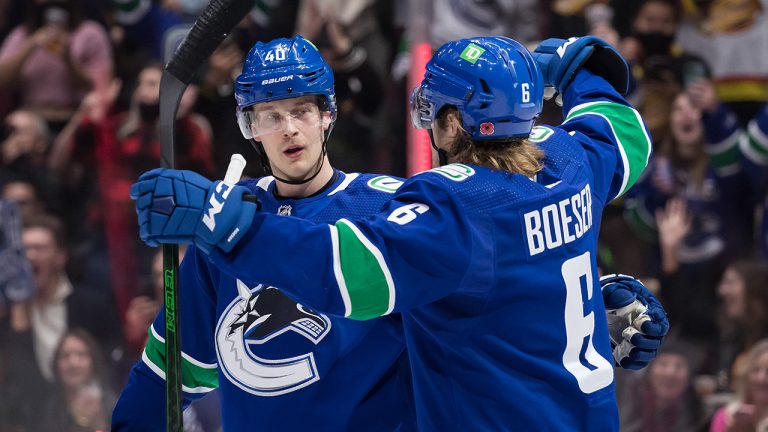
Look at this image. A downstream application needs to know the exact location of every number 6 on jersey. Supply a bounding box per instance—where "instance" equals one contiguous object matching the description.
[561,251,613,393]
[387,203,430,225]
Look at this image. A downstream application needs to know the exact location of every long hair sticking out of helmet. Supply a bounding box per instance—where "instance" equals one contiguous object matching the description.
[235,35,337,184]
[410,36,545,172]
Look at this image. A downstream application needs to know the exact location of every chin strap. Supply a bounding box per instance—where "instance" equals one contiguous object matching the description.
[428,129,449,166]
[249,115,335,185]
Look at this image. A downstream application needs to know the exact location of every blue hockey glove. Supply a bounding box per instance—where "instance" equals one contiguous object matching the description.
[130,168,257,254]
[601,274,669,370]
[532,36,629,96]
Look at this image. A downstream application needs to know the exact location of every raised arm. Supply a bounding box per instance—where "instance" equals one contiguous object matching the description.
[532,36,652,203]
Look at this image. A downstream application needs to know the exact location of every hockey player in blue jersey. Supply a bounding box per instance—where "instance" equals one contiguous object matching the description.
[127,35,669,430]
[113,35,415,431]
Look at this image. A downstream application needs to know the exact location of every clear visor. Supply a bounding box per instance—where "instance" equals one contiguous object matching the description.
[410,87,435,130]
[237,102,323,139]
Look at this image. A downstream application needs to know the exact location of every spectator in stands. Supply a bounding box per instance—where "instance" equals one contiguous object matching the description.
[677,0,768,125]
[1,214,120,430]
[0,198,34,321]
[35,328,116,431]
[694,75,768,257]
[47,61,214,322]
[710,339,768,431]
[0,110,58,205]
[106,0,184,63]
[194,30,258,178]
[1,177,44,221]
[625,90,748,346]
[0,0,113,131]
[716,260,768,392]
[0,197,35,432]
[1,109,49,173]
[21,214,120,375]
[296,7,385,172]
[616,340,707,432]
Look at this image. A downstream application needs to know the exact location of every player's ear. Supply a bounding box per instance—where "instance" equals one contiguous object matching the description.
[442,110,462,140]
[321,110,332,131]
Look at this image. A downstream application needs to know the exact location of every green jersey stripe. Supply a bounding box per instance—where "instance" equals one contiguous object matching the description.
[739,135,768,165]
[564,101,652,199]
[706,129,740,156]
[143,325,219,393]
[749,120,768,149]
[707,141,741,171]
[741,126,768,165]
[333,219,395,320]
[330,225,352,316]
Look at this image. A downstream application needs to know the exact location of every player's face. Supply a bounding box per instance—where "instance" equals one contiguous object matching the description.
[251,96,331,181]
[56,335,94,389]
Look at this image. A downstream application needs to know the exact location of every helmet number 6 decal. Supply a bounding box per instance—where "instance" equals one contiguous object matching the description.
[522,83,530,103]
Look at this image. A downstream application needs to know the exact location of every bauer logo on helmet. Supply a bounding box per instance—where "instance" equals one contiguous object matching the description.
[261,75,294,86]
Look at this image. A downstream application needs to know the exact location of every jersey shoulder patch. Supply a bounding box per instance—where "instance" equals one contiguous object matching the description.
[366,175,404,193]
[426,163,476,181]
[529,126,555,143]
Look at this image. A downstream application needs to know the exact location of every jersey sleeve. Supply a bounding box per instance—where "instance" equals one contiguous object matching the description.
[703,103,768,191]
[740,105,768,191]
[112,246,219,430]
[702,104,743,177]
[558,69,653,203]
[209,175,481,320]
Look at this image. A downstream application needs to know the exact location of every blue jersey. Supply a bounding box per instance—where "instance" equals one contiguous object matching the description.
[207,70,652,430]
[112,172,414,432]
[704,103,768,255]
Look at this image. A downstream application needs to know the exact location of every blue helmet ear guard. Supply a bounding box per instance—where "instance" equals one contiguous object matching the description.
[235,35,337,140]
[411,37,543,140]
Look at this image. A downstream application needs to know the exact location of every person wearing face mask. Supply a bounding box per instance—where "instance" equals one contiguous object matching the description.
[620,0,711,146]
[45,62,215,328]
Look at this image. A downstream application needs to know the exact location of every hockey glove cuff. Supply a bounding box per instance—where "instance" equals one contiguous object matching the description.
[532,36,629,96]
[131,168,257,254]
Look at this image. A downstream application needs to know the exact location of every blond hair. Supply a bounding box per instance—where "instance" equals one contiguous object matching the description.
[438,108,544,177]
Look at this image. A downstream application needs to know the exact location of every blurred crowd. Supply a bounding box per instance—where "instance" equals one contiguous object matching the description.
[0,0,766,431]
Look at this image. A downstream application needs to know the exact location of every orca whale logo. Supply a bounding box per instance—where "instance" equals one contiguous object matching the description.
[216,280,332,396]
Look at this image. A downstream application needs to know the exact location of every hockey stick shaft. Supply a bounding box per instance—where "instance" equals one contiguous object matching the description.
[159,1,253,430]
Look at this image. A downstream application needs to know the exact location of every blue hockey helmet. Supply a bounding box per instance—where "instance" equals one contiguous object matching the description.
[411,36,543,139]
[235,35,337,140]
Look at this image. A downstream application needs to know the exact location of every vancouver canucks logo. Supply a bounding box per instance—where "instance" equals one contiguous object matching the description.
[215,280,331,396]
